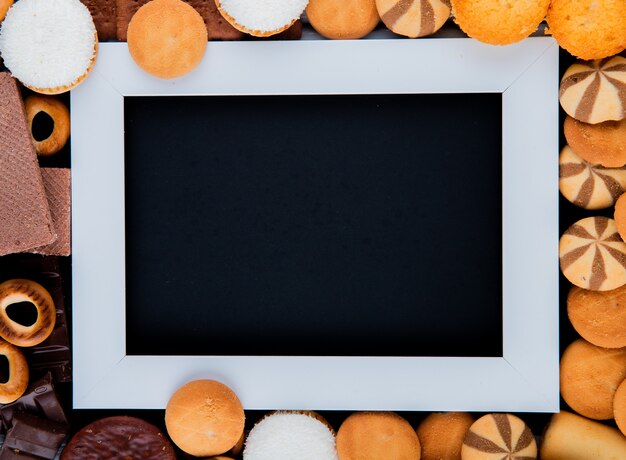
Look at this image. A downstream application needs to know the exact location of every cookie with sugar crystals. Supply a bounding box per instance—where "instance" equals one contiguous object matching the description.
[376,0,450,38]
[560,56,626,125]
[559,145,626,210]
[560,216,626,291]
[462,413,536,460]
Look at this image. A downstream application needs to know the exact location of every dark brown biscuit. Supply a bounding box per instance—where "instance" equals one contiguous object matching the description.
[81,0,117,40]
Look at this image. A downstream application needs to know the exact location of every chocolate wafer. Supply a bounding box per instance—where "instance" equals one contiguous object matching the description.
[0,73,54,256]
[29,168,71,256]
[81,0,117,40]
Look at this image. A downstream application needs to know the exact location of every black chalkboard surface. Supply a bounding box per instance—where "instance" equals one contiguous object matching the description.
[124,94,502,357]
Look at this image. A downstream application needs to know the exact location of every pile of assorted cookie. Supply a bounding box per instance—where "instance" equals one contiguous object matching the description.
[0,0,625,458]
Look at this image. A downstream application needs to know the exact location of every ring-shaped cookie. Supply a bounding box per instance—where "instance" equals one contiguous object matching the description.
[0,279,56,347]
[24,95,70,157]
[0,339,29,403]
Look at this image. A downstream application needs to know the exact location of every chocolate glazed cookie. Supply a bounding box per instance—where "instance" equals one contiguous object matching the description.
[61,416,176,459]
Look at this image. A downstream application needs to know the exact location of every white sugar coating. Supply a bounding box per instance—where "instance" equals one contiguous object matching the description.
[0,0,96,89]
[243,412,338,460]
[219,0,308,33]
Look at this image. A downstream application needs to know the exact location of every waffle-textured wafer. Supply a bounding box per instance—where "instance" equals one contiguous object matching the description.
[29,168,71,256]
[81,0,117,40]
[0,73,55,256]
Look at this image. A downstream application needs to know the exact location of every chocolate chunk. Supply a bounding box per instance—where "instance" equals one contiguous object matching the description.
[0,372,68,430]
[0,445,40,459]
[3,412,67,460]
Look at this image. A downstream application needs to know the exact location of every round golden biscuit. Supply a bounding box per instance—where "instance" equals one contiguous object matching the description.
[377,0,450,38]
[127,0,207,79]
[165,380,245,457]
[336,412,421,460]
[615,379,626,436]
[462,414,536,460]
[564,117,626,168]
[451,0,550,45]
[0,0,13,23]
[568,285,626,349]
[0,339,28,404]
[307,0,379,40]
[560,338,626,420]
[24,95,70,157]
[546,0,626,60]
[615,193,626,241]
[417,412,473,460]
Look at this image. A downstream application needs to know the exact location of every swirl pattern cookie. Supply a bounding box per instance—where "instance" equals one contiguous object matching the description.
[376,0,450,38]
[559,217,626,291]
[560,56,626,124]
[559,145,626,210]
[462,413,536,460]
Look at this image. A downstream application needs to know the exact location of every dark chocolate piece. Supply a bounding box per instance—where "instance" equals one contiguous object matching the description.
[0,445,40,459]
[61,416,176,460]
[3,412,67,460]
[0,372,67,430]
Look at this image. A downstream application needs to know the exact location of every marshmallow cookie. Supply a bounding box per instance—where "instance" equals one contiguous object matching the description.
[215,0,308,37]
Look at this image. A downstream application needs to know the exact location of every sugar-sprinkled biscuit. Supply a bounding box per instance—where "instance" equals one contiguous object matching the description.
[559,145,626,210]
[559,216,626,291]
[461,413,536,460]
[559,56,626,125]
[376,0,450,38]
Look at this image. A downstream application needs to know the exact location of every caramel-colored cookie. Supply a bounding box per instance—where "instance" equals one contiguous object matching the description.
[127,0,207,79]
[546,0,626,60]
[377,0,449,39]
[615,193,626,242]
[451,0,549,45]
[560,338,626,420]
[559,56,626,124]
[615,379,626,436]
[0,0,13,23]
[417,412,473,460]
[567,285,626,349]
[307,0,378,40]
[564,117,626,168]
[336,412,420,460]
[559,145,626,209]
[559,216,626,291]
[461,414,536,460]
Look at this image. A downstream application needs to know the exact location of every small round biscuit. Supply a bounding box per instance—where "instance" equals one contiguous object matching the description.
[615,193,626,241]
[546,0,626,60]
[417,412,473,460]
[615,379,626,436]
[560,339,626,420]
[564,117,626,168]
[568,285,626,349]
[127,0,207,79]
[377,0,450,38]
[462,414,536,459]
[451,0,550,45]
[307,0,379,40]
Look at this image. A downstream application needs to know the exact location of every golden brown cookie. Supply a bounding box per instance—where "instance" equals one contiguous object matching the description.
[0,0,13,23]
[461,414,536,460]
[127,0,207,79]
[615,379,626,436]
[564,117,626,168]
[567,285,626,349]
[165,380,245,457]
[417,412,473,460]
[376,0,450,38]
[24,95,71,158]
[0,339,28,404]
[336,412,420,460]
[615,193,626,242]
[451,0,549,45]
[560,338,626,420]
[307,0,379,40]
[559,145,626,210]
[546,0,626,60]
[559,216,626,291]
[215,0,308,37]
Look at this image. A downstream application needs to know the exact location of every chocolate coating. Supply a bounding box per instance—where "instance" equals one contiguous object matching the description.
[3,411,67,459]
[61,416,176,460]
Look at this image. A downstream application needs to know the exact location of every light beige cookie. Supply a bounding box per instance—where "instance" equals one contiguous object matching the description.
[461,414,536,460]
[376,0,450,38]
[559,216,626,291]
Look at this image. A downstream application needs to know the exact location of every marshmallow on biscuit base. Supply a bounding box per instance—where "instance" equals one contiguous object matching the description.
[215,0,308,37]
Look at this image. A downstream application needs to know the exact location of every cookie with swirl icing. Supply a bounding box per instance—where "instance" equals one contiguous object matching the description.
[559,217,626,291]
[559,145,626,210]
[376,0,450,38]
[461,413,537,460]
[560,56,626,124]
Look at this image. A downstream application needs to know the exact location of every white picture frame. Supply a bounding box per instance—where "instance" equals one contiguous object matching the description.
[71,37,560,411]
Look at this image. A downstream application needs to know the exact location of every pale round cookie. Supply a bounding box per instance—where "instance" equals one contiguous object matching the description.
[615,379,626,436]
[560,338,626,420]
[567,285,626,349]
[451,0,550,45]
[417,412,474,460]
[336,412,420,460]
[559,216,626,291]
[127,0,207,79]
[215,0,308,37]
[461,414,536,460]
[165,380,245,457]
[559,56,626,124]
[546,0,626,60]
[307,0,379,40]
[564,117,626,168]
[559,145,626,210]
[376,0,450,38]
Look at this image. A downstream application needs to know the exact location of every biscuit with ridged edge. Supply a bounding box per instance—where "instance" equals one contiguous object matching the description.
[546,0,626,60]
[461,413,536,460]
[451,0,550,46]
[377,0,450,39]
[307,0,379,40]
